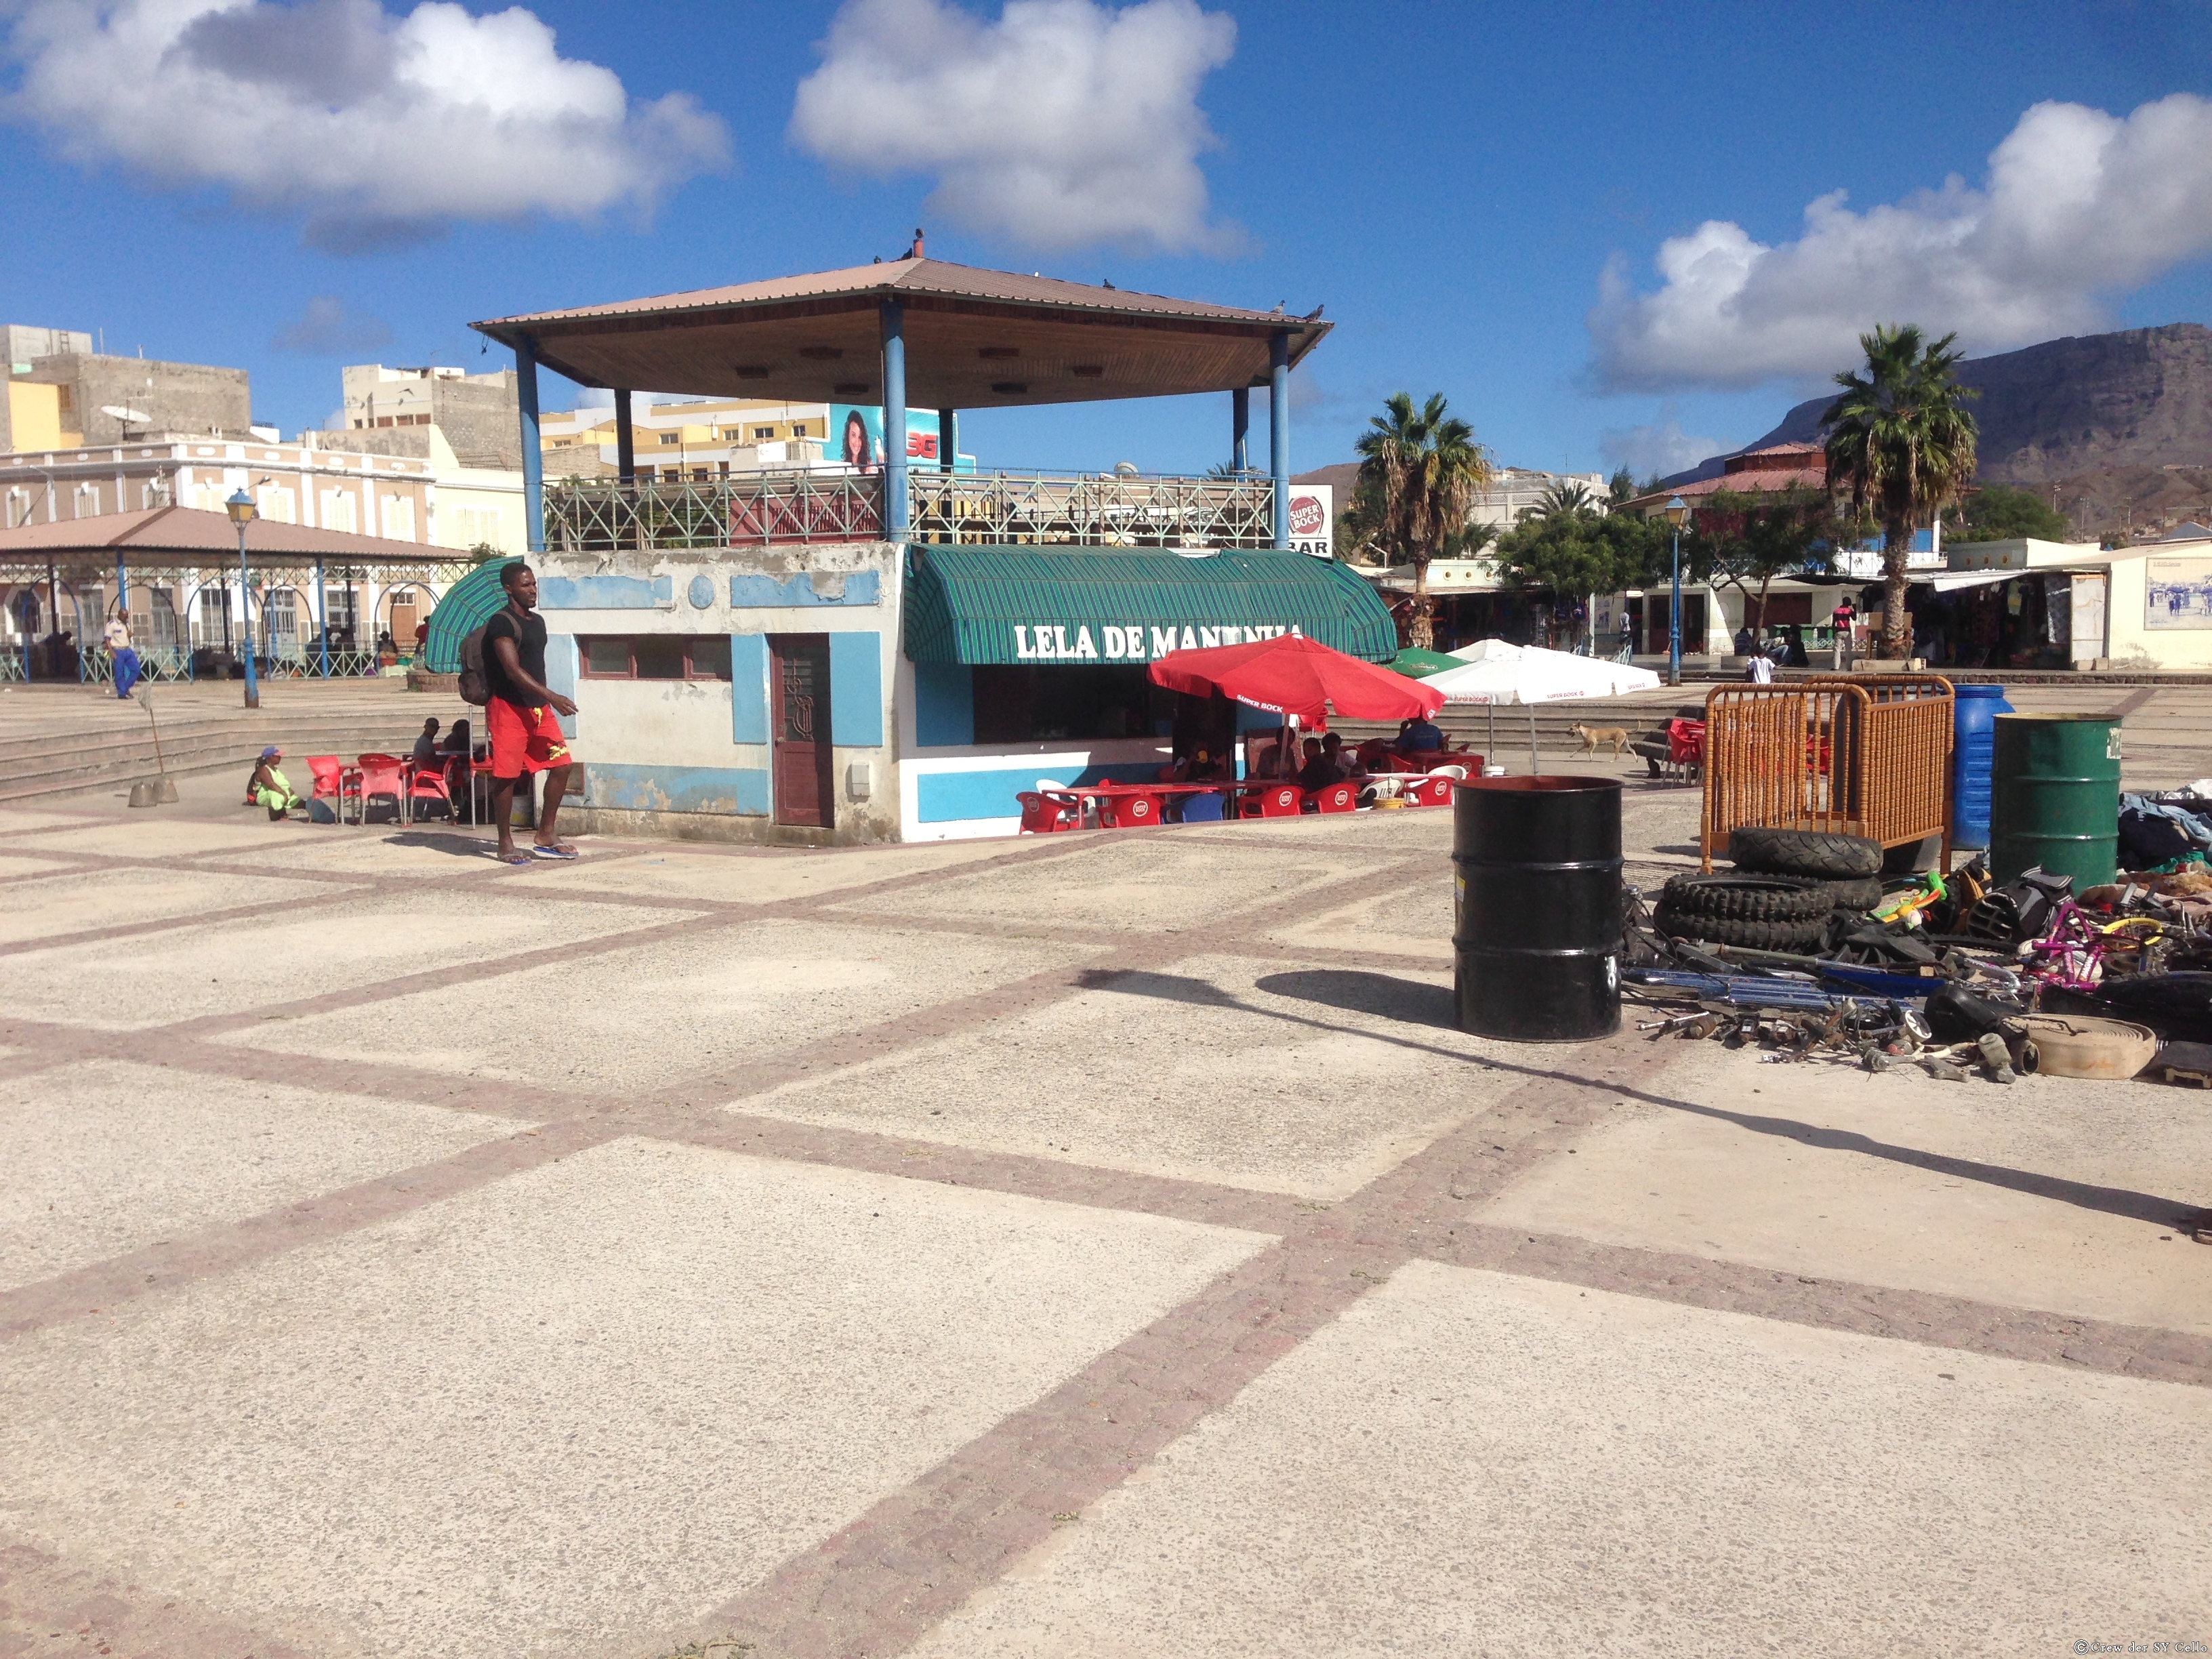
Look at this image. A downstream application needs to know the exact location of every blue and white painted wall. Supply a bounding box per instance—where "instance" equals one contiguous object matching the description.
[533,544,900,844]
[894,651,1172,841]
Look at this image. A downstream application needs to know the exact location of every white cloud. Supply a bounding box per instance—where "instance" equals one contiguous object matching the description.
[1598,409,1719,480]
[270,293,391,353]
[3,0,730,251]
[790,0,1240,255]
[1589,94,2212,392]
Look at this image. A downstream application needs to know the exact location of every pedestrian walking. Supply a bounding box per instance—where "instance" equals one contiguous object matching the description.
[105,611,142,698]
[481,562,579,865]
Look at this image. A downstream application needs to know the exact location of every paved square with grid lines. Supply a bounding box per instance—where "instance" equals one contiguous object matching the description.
[3,745,2209,1658]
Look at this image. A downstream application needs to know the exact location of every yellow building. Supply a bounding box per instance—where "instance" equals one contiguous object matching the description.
[3,381,75,453]
[538,397,831,480]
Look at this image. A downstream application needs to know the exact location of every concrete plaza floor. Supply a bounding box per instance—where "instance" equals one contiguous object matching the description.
[2,741,2210,1657]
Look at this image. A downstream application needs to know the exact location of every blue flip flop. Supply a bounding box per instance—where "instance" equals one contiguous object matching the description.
[531,843,580,861]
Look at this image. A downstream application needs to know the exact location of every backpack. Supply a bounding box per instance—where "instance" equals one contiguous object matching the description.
[457,623,491,706]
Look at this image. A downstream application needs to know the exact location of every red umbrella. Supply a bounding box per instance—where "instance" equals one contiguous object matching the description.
[1147,632,1444,722]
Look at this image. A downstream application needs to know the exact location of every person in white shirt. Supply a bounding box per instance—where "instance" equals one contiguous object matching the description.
[1747,653,1774,684]
[104,612,142,699]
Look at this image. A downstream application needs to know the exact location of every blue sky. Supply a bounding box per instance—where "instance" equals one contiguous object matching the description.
[5,0,2211,479]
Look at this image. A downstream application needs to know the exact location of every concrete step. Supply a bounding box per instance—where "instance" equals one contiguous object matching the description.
[0,720,443,803]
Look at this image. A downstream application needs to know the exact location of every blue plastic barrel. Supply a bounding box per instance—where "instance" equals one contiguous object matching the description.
[1951,682,2014,850]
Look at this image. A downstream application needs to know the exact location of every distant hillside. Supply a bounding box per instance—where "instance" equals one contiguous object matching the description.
[1684,323,2212,484]
[1661,323,2212,537]
[1290,462,1361,495]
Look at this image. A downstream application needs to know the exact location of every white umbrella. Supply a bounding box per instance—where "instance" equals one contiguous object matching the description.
[1425,640,1662,773]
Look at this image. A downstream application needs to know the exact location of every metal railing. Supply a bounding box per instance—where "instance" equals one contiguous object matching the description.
[548,472,880,553]
[907,470,1274,548]
[546,468,1279,552]
[72,642,388,683]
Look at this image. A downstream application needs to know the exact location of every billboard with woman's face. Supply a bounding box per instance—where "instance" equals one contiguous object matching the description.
[831,406,962,473]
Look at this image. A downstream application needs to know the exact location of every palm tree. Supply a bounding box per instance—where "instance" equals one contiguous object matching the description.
[1822,325,1979,658]
[1354,392,1494,647]
[1525,480,1599,521]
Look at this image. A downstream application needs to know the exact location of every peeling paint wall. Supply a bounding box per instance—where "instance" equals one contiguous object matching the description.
[535,539,901,846]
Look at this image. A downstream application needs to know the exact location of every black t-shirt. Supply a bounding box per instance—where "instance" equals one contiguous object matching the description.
[482,606,548,707]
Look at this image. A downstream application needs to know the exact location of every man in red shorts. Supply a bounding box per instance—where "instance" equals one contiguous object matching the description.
[483,562,579,863]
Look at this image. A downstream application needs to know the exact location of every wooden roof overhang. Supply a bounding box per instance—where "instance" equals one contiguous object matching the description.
[470,258,1330,411]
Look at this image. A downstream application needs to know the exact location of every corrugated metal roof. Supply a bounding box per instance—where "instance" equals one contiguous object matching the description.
[475,258,1312,333]
[903,545,1397,665]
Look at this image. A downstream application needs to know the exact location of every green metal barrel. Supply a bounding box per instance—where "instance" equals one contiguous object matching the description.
[1989,714,2121,888]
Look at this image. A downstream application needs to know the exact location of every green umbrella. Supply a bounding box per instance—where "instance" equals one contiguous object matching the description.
[1388,646,1463,678]
[423,556,523,673]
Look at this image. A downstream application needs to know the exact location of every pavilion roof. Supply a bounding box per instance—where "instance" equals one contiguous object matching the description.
[0,506,453,568]
[470,257,1329,411]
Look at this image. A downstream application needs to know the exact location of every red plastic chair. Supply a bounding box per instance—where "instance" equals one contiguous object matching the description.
[1313,781,1358,814]
[407,759,455,821]
[1242,784,1305,819]
[1017,790,1080,833]
[306,754,360,824]
[355,753,409,825]
[1099,789,1162,828]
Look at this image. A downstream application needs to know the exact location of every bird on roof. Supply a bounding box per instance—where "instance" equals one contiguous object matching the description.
[1305,304,1324,321]
[1103,279,1115,289]
[1271,301,1285,313]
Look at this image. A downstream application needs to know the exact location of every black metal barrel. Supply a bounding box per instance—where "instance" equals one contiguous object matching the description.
[1452,776,1622,1041]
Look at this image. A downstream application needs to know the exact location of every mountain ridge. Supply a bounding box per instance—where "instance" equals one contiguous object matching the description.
[1664,323,2212,489]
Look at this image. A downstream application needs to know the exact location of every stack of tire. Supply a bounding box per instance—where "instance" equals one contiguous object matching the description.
[1653,828,1885,953]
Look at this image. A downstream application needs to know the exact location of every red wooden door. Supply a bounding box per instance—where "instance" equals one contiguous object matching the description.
[770,634,834,828]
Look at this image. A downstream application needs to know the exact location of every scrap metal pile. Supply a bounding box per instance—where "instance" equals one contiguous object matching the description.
[1624,797,2212,1089]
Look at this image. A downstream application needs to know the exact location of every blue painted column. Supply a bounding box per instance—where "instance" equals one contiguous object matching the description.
[939,409,956,472]
[1269,331,1291,548]
[115,554,127,616]
[1231,386,1250,472]
[613,388,635,481]
[881,301,908,539]
[315,558,329,678]
[516,335,544,554]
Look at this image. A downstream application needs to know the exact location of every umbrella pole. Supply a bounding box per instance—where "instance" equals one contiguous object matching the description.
[1528,705,1538,777]
[1486,703,1496,771]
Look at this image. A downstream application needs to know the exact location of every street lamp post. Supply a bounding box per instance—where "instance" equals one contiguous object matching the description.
[225,487,260,710]
[1664,494,1689,688]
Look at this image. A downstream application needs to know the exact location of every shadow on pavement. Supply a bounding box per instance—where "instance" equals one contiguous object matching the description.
[383,829,493,859]
[1252,968,1456,1029]
[1082,965,2200,1231]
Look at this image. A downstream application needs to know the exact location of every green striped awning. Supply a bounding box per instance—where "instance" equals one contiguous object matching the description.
[903,546,1397,666]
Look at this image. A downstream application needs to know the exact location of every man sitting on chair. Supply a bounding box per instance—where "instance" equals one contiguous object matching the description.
[1399,714,1446,756]
[1295,737,1340,794]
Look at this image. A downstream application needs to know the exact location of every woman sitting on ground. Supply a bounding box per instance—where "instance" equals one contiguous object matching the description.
[247,746,302,821]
